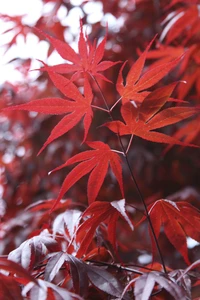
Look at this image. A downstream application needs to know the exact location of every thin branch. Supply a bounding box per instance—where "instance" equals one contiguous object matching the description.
[35,267,66,279]
[91,105,109,113]
[110,97,122,112]
[91,75,110,112]
[34,263,47,270]
[92,76,167,274]
[126,134,134,154]
[111,149,125,156]
[127,203,146,216]
[119,129,167,274]
[123,263,160,272]
[86,259,144,275]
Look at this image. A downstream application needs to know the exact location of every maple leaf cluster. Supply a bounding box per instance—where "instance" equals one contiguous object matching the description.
[0,0,200,299]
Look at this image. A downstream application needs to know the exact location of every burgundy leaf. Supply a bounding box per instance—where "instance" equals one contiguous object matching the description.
[85,264,127,299]
[8,230,58,270]
[134,272,186,300]
[50,141,124,210]
[0,258,36,284]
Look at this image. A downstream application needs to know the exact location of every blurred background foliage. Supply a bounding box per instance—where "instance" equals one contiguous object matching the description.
[0,0,200,269]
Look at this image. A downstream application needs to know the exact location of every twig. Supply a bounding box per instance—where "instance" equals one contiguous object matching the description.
[92,76,167,274]
[86,259,144,275]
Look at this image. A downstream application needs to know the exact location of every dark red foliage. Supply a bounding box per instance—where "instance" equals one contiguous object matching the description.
[1,1,200,299]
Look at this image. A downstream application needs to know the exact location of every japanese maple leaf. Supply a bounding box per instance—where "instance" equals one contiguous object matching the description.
[164,115,200,153]
[147,44,200,99]
[36,21,119,82]
[116,38,183,104]
[22,279,83,300]
[142,199,200,264]
[0,258,37,285]
[74,199,133,257]
[49,141,124,210]
[160,3,200,44]
[52,209,82,240]
[176,64,200,99]
[45,252,89,296]
[0,274,23,300]
[4,70,93,155]
[132,271,186,300]
[8,229,59,270]
[105,83,199,147]
[146,44,185,70]
[44,252,124,298]
[0,14,31,54]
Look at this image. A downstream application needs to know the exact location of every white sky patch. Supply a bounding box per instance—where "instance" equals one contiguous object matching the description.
[16,146,26,157]
[2,152,14,164]
[138,253,152,264]
[57,5,68,20]
[47,50,65,66]
[83,1,103,14]
[42,1,57,15]
[0,33,49,84]
[0,0,123,84]
[61,7,84,31]
[187,237,199,249]
[0,0,43,19]
[84,1,103,24]
[101,13,125,32]
[87,11,103,24]
[0,0,43,84]
[70,0,85,6]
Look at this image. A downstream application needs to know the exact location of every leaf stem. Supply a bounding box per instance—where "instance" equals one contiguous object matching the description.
[86,260,144,275]
[126,134,134,154]
[92,76,167,274]
[121,145,167,274]
[110,97,122,111]
[127,203,146,216]
[91,105,109,113]
[111,149,125,156]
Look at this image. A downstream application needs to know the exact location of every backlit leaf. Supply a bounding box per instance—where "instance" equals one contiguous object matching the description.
[144,200,200,264]
[4,72,93,155]
[36,21,119,82]
[8,230,59,270]
[105,85,199,148]
[75,199,133,257]
[50,141,124,210]
[116,39,182,104]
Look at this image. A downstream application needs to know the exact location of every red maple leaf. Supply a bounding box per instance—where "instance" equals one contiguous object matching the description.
[3,71,93,155]
[75,199,133,257]
[49,141,124,210]
[36,21,120,82]
[161,3,200,45]
[146,44,185,70]
[146,44,200,99]
[0,14,31,54]
[116,38,182,104]
[0,258,37,285]
[164,115,200,153]
[0,274,23,300]
[105,83,199,147]
[142,199,200,264]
